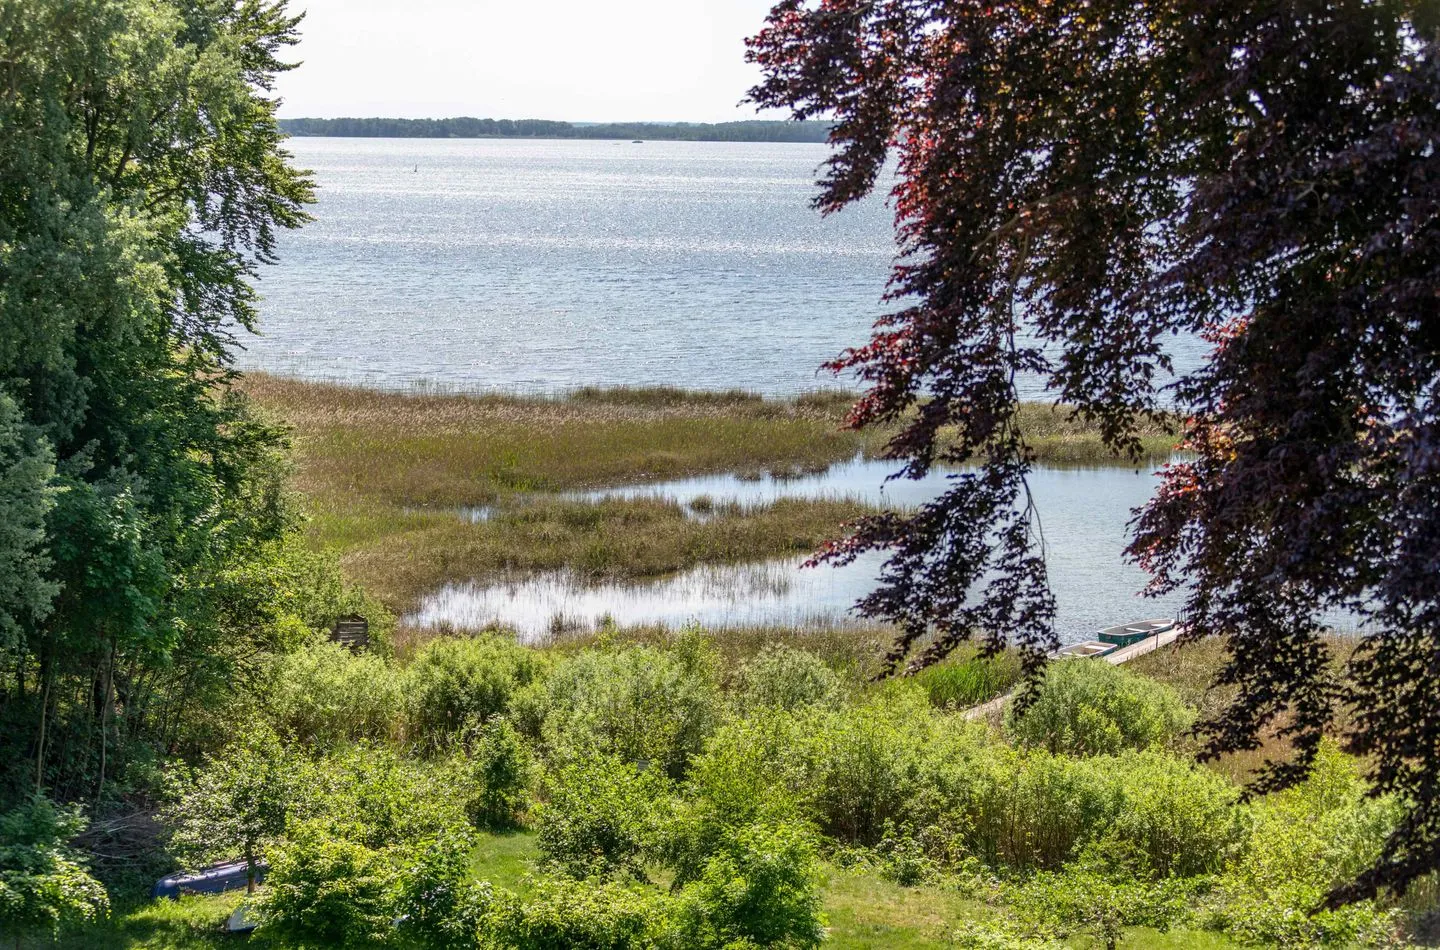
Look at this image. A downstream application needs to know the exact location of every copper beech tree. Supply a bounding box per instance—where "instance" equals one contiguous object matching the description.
[747,0,1440,904]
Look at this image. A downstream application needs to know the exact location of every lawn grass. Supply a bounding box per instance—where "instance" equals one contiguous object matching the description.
[242,374,1180,617]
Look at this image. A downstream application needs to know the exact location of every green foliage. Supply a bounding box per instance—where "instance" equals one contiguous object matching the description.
[733,643,841,713]
[265,641,402,747]
[1009,862,1196,950]
[536,753,669,880]
[667,821,826,950]
[404,635,542,747]
[519,633,722,778]
[481,877,664,950]
[460,719,534,830]
[913,650,1022,709]
[794,690,943,845]
[393,826,491,950]
[0,394,57,655]
[0,796,109,943]
[256,818,397,949]
[1006,660,1195,756]
[305,746,472,850]
[1205,745,1404,947]
[1101,753,1242,877]
[163,725,305,891]
[0,0,313,801]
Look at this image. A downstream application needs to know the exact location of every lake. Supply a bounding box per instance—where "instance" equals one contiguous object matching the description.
[249,138,1205,398]
[407,459,1190,643]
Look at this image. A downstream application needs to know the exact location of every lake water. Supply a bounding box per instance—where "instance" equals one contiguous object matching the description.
[407,460,1189,643]
[249,138,1206,397]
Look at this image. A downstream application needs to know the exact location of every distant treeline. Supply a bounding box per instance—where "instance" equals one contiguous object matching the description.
[278,117,831,143]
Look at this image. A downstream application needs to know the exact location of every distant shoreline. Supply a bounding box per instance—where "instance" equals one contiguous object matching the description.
[278,116,831,143]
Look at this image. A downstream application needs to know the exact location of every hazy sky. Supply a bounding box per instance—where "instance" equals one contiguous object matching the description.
[274,0,786,122]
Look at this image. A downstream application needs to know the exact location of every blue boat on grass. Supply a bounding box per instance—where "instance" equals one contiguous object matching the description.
[151,859,266,900]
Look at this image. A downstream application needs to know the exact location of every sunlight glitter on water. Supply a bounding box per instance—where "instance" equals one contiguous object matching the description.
[407,460,1191,642]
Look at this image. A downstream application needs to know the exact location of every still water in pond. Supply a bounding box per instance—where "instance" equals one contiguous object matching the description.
[408,460,1188,643]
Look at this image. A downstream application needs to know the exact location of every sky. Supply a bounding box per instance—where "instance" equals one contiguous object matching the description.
[274,0,786,122]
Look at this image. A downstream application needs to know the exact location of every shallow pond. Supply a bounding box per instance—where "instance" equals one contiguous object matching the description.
[408,459,1193,643]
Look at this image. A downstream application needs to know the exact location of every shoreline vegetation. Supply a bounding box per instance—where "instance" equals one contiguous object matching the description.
[242,374,1180,614]
[277,117,833,142]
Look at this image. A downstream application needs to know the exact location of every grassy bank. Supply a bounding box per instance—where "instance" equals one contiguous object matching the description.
[243,375,1180,615]
[53,833,1244,950]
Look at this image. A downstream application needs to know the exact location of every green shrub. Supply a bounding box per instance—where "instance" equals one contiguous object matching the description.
[481,877,664,950]
[266,641,401,746]
[1005,660,1194,756]
[733,643,841,713]
[952,744,1123,870]
[306,745,471,850]
[663,712,811,884]
[403,635,542,747]
[667,821,825,950]
[394,826,491,950]
[257,818,397,948]
[1008,862,1197,950]
[537,752,670,880]
[913,649,1022,709]
[1206,744,1404,948]
[0,796,110,943]
[794,689,938,845]
[1102,752,1242,877]
[461,718,534,830]
[522,634,722,778]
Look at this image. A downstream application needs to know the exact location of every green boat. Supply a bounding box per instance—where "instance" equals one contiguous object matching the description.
[1098,619,1175,648]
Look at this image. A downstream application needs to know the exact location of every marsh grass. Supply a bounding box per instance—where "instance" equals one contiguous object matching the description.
[1129,632,1371,784]
[242,374,1180,613]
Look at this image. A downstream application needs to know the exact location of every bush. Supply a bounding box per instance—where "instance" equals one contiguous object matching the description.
[306,745,471,850]
[667,821,825,950]
[1006,660,1194,756]
[266,641,401,746]
[481,877,664,950]
[257,818,397,948]
[733,643,841,713]
[394,826,491,950]
[1102,752,1242,877]
[794,690,938,845]
[1206,744,1405,948]
[0,796,109,943]
[403,634,542,747]
[1009,862,1196,950]
[461,718,534,830]
[537,752,670,880]
[521,634,722,778]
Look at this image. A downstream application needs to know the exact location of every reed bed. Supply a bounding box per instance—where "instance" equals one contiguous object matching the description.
[242,374,1181,613]
[321,495,876,608]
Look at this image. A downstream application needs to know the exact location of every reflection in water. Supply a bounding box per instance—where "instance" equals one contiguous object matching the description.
[409,460,1195,644]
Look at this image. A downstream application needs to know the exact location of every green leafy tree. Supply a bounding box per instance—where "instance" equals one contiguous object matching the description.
[164,726,304,892]
[0,0,313,799]
[0,796,109,948]
[0,395,56,657]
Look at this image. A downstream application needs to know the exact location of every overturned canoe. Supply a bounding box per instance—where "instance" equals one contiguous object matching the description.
[151,859,265,900]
